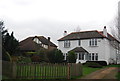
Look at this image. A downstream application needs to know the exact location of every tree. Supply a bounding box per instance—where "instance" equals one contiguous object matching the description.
[47,49,64,63]
[0,21,19,57]
[67,51,76,63]
[3,31,19,56]
[54,49,64,63]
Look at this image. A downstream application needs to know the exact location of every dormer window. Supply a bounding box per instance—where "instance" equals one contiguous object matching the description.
[33,38,41,44]
[64,40,70,48]
[89,39,97,46]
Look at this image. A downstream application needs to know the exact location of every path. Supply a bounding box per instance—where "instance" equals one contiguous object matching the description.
[80,67,118,79]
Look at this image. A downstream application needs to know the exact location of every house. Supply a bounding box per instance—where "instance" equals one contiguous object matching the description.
[19,36,57,52]
[58,26,120,64]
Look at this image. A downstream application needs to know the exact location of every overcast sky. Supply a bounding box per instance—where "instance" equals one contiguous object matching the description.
[0,0,119,45]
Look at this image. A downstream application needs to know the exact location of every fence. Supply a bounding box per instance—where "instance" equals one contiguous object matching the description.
[2,61,82,79]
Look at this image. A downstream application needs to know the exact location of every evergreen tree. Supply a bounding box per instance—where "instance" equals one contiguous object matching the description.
[67,51,76,63]
[0,21,19,57]
[47,49,64,63]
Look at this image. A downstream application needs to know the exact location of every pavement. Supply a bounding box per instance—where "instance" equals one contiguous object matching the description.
[80,67,118,79]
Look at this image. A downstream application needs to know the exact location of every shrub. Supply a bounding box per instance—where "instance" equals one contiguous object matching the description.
[25,52,37,57]
[84,62,102,68]
[2,48,11,61]
[31,55,41,62]
[17,56,32,63]
[67,51,76,63]
[47,49,64,63]
[86,61,107,66]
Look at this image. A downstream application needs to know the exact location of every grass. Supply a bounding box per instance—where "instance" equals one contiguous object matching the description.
[106,64,120,67]
[82,65,102,77]
[76,65,104,79]
[116,72,120,80]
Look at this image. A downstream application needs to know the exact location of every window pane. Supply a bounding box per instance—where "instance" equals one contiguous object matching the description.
[89,53,91,61]
[82,53,84,60]
[92,39,94,46]
[79,53,81,60]
[92,53,94,61]
[95,39,97,46]
[85,53,88,60]
[95,53,98,60]
[78,40,81,46]
[90,39,91,46]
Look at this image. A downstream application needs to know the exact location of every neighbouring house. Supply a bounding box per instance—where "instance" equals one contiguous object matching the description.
[58,26,120,64]
[19,36,57,52]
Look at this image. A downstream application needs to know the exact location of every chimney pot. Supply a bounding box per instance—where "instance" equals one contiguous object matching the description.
[48,37,50,41]
[64,31,67,36]
[103,26,107,37]
[104,26,106,29]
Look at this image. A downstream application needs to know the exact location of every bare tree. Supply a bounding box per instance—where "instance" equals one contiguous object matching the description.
[75,25,81,32]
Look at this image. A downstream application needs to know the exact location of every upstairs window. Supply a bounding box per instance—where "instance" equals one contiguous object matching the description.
[64,40,70,48]
[78,40,81,46]
[33,38,42,44]
[89,39,97,46]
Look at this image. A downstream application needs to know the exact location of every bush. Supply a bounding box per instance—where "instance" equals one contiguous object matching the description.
[2,48,11,61]
[67,51,76,63]
[86,61,107,66]
[84,62,102,68]
[31,55,41,62]
[17,56,32,63]
[25,52,37,57]
[47,49,64,63]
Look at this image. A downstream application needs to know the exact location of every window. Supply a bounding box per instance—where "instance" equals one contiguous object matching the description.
[89,53,98,61]
[95,53,98,61]
[92,53,94,60]
[89,54,91,61]
[85,53,89,60]
[79,53,84,60]
[78,40,81,46]
[89,39,97,46]
[33,38,42,44]
[64,40,70,48]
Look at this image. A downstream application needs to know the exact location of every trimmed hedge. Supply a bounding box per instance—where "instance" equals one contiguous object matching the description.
[85,61,107,66]
[84,62,102,68]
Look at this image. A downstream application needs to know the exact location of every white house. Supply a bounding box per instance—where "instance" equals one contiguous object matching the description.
[58,26,120,64]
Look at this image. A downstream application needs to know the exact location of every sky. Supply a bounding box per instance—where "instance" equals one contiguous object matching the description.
[0,0,120,45]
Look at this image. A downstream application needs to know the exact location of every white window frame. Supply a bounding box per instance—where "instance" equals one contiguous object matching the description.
[79,53,84,60]
[89,39,97,46]
[89,53,98,61]
[64,40,70,48]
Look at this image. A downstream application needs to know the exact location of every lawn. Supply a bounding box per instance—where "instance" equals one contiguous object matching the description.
[82,66,102,76]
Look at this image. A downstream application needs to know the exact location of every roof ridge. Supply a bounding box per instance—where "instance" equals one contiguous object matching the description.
[71,30,98,34]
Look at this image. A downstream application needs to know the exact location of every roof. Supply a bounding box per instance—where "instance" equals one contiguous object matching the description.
[69,47,89,53]
[58,30,120,43]
[19,40,43,51]
[19,36,57,51]
[100,31,120,43]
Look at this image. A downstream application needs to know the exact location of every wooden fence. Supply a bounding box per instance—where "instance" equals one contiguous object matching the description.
[2,61,82,79]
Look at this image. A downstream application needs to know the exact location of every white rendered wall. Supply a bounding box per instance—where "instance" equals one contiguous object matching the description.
[58,38,118,64]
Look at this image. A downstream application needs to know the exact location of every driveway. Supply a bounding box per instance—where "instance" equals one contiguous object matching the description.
[80,67,118,79]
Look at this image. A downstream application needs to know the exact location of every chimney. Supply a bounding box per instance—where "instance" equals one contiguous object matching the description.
[63,31,67,36]
[103,26,107,37]
[48,37,50,49]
